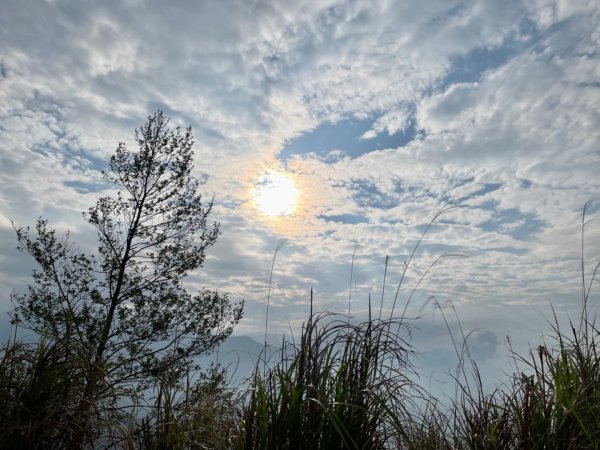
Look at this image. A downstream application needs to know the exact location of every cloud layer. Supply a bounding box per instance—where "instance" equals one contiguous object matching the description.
[1,0,599,391]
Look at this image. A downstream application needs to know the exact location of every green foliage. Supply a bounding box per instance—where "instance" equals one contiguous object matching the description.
[239,203,599,450]
[7,110,243,447]
[241,293,419,449]
[132,364,242,450]
[403,202,600,450]
[410,307,600,450]
[0,333,90,449]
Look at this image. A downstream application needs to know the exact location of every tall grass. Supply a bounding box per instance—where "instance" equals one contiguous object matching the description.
[403,202,600,450]
[242,291,419,449]
[0,332,91,449]
[0,330,242,449]
[131,364,242,450]
[239,206,466,449]
[411,304,600,450]
[240,202,599,449]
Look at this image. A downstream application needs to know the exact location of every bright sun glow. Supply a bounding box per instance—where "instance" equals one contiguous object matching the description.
[253,171,299,217]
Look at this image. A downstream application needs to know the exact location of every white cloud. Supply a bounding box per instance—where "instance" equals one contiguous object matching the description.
[361,106,412,139]
[0,0,599,384]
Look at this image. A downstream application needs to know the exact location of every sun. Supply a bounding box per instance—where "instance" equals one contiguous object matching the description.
[252,171,299,217]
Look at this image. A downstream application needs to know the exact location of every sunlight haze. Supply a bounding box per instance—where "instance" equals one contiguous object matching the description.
[0,0,599,397]
[253,171,299,217]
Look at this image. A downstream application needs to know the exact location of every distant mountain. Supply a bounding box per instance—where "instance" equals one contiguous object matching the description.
[200,335,265,386]
[216,335,265,357]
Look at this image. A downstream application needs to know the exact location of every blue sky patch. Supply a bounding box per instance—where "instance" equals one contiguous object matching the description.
[63,179,109,194]
[447,182,503,203]
[351,179,398,209]
[318,213,368,224]
[442,45,515,87]
[520,179,533,189]
[471,183,503,198]
[280,116,416,161]
[487,246,528,256]
[480,208,545,240]
[439,18,544,91]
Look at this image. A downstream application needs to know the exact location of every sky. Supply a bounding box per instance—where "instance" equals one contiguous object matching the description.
[1,0,599,394]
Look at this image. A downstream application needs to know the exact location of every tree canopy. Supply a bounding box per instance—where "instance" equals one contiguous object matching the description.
[10,110,243,446]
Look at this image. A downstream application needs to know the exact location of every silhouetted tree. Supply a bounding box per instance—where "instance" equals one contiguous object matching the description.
[10,110,243,446]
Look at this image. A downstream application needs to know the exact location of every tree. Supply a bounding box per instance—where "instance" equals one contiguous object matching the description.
[10,110,243,446]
